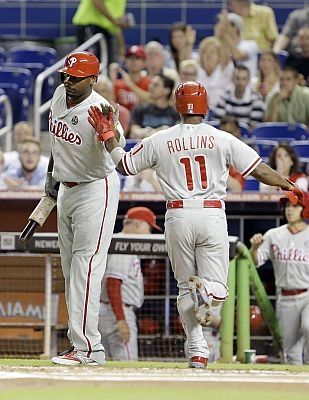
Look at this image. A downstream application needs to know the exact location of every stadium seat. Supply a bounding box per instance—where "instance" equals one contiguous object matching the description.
[6,46,58,102]
[254,139,278,160]
[252,122,308,142]
[0,67,32,123]
[243,177,260,191]
[6,46,57,67]
[0,87,6,128]
[0,47,6,64]
[289,140,309,159]
[290,140,309,174]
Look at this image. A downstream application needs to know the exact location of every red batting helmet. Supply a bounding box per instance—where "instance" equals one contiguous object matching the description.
[175,81,208,116]
[280,191,309,219]
[58,51,100,77]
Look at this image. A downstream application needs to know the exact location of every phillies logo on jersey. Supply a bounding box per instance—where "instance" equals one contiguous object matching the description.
[271,244,309,263]
[67,57,77,67]
[48,110,82,145]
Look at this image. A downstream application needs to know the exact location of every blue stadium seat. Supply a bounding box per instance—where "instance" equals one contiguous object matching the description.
[6,46,58,102]
[289,140,309,159]
[7,46,57,67]
[243,177,260,191]
[254,139,278,160]
[252,123,308,142]
[0,67,32,123]
[0,87,6,128]
[0,47,6,64]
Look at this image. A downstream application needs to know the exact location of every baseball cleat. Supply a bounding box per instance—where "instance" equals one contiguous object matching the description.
[189,276,212,326]
[188,356,208,368]
[51,350,99,366]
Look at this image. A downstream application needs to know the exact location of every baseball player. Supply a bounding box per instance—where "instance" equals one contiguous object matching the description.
[99,206,161,361]
[87,81,303,368]
[250,193,309,364]
[46,51,125,366]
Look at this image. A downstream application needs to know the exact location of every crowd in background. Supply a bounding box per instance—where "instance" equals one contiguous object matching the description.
[0,1,308,192]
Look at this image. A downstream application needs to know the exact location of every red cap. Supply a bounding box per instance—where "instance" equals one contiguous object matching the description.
[125,45,146,59]
[125,207,162,231]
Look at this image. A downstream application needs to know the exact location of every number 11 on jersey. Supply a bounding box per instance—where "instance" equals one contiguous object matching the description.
[180,155,208,191]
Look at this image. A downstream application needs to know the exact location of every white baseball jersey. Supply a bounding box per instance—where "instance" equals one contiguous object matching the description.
[256,225,309,289]
[101,252,144,308]
[49,84,125,182]
[121,123,261,200]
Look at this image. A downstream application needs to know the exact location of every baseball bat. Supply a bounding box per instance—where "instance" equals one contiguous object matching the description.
[19,195,56,243]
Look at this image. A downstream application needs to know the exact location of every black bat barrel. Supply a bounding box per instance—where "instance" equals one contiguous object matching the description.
[19,220,40,243]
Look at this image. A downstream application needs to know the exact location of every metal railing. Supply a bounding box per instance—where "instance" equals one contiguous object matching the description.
[0,94,13,152]
[33,33,107,140]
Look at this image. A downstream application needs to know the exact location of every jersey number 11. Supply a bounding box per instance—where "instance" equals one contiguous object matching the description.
[180,155,207,191]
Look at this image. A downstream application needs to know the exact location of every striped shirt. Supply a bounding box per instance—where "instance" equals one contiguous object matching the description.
[212,86,265,128]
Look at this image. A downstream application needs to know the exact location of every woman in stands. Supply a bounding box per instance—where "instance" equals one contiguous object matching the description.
[166,22,198,73]
[197,36,234,111]
[260,144,308,192]
[253,51,281,105]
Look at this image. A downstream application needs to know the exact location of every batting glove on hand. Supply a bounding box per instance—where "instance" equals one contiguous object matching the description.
[283,179,304,205]
[88,105,116,142]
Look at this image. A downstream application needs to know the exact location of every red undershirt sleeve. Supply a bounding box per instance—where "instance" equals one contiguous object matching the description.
[106,277,125,321]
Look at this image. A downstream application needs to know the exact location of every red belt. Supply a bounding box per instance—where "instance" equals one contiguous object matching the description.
[63,182,79,188]
[281,288,308,296]
[166,200,222,209]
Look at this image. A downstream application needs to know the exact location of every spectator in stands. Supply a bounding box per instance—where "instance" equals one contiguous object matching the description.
[144,41,179,84]
[0,148,7,189]
[252,52,281,105]
[122,169,161,192]
[212,65,265,129]
[260,144,308,192]
[285,27,309,86]
[73,0,129,64]
[179,59,199,83]
[3,137,46,189]
[167,22,198,72]
[3,122,48,173]
[94,76,131,136]
[130,73,179,139]
[219,116,244,191]
[197,37,234,110]
[228,0,278,51]
[110,45,150,111]
[273,6,309,56]
[265,66,309,125]
[215,10,259,78]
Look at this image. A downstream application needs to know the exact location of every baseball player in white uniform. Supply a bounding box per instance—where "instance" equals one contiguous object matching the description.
[88,81,303,368]
[99,206,161,361]
[250,194,309,364]
[46,51,125,366]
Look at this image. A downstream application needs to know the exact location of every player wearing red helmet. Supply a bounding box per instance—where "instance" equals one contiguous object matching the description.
[87,81,303,368]
[45,51,126,366]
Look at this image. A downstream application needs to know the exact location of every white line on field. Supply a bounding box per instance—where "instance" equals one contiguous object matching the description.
[0,371,309,384]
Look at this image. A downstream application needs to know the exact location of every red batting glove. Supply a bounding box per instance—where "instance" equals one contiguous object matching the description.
[283,179,304,205]
[88,106,116,142]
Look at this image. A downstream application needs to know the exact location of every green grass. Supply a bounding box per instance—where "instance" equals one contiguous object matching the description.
[1,358,309,372]
[1,385,309,400]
